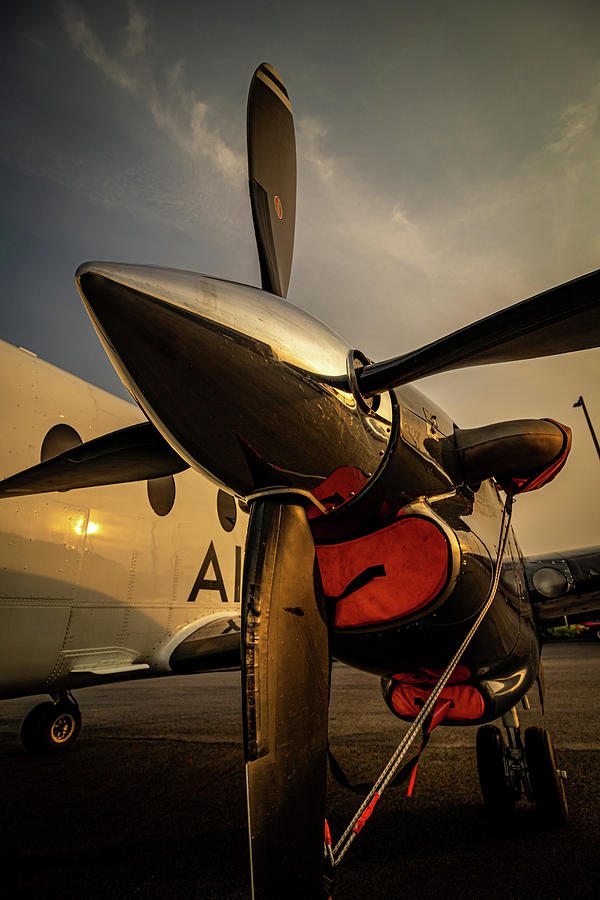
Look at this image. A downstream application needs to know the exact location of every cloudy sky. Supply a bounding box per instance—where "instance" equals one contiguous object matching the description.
[1,0,599,553]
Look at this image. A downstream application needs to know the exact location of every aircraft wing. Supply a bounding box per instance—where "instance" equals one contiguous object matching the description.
[525,547,600,625]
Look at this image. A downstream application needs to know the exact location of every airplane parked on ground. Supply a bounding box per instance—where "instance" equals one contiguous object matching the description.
[1,63,599,898]
[0,338,247,745]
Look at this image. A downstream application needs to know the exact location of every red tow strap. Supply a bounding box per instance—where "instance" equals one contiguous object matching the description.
[406,698,452,797]
[323,694,452,900]
[352,792,381,834]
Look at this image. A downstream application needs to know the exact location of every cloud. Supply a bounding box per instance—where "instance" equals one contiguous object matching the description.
[391,204,413,228]
[297,114,428,271]
[123,4,149,58]
[0,2,250,247]
[59,1,139,92]
[299,116,336,179]
[58,2,244,185]
[5,6,599,342]
[293,116,444,355]
[537,79,600,270]
[292,75,600,357]
[148,60,244,184]
[546,81,600,157]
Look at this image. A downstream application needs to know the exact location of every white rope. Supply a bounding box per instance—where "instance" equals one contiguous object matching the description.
[332,494,514,865]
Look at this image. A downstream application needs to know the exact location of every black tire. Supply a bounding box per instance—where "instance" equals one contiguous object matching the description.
[21,700,82,753]
[476,724,515,820]
[524,726,568,826]
[21,702,55,751]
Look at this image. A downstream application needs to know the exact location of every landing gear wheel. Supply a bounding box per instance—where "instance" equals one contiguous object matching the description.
[476,724,515,820]
[524,726,568,826]
[21,699,82,753]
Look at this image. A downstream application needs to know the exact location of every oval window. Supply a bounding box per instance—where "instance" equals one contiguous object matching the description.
[147,475,176,516]
[217,489,237,532]
[41,424,83,462]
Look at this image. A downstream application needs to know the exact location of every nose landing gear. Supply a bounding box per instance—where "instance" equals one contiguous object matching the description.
[21,692,82,752]
[476,704,568,826]
[524,725,568,825]
[476,724,516,821]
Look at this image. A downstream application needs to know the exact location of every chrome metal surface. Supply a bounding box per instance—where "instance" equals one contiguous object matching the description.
[245,486,328,514]
[76,263,393,500]
[346,348,378,414]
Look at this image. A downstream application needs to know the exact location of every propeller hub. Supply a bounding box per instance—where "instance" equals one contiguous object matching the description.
[76,262,393,500]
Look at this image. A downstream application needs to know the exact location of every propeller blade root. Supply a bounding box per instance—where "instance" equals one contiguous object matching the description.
[242,500,329,899]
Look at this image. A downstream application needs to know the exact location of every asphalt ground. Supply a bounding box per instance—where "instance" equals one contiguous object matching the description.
[1,641,598,899]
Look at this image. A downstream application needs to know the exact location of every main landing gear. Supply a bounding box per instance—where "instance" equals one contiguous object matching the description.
[476,701,568,827]
[21,692,82,753]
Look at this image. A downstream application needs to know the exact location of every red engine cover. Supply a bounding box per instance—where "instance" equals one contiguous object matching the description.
[316,515,451,629]
[390,666,485,723]
[498,418,572,495]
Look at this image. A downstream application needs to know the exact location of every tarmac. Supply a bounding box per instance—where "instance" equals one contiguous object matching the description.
[1,641,598,899]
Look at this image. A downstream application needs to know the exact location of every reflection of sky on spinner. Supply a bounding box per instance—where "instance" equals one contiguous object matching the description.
[1,1,599,553]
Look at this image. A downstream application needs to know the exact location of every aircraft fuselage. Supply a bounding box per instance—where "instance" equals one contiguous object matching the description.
[0,341,247,700]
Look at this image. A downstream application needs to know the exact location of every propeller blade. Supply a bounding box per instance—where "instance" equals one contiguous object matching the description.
[0,421,188,497]
[357,268,600,397]
[242,499,329,898]
[247,63,296,298]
